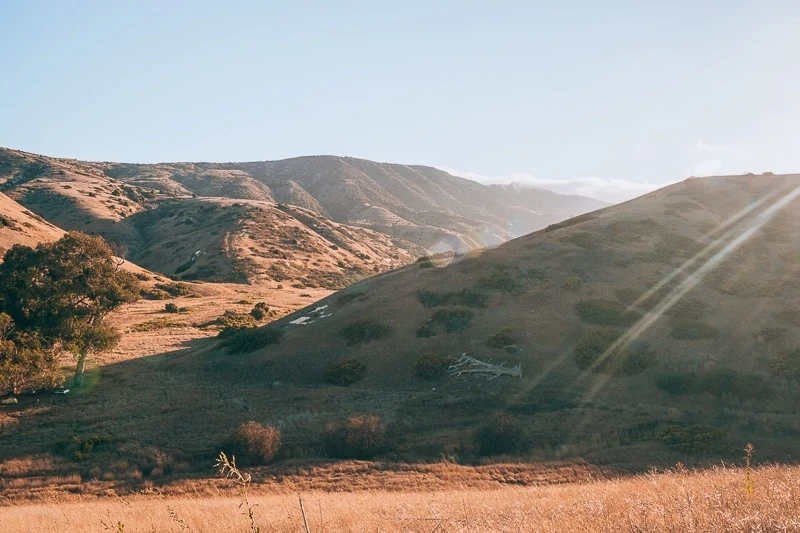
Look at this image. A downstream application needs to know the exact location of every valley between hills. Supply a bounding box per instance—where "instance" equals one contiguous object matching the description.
[1,150,799,526]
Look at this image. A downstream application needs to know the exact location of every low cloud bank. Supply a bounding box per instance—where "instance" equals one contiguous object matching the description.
[440,168,670,203]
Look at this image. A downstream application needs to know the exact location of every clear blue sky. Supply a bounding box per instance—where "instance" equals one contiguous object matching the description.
[2,1,799,200]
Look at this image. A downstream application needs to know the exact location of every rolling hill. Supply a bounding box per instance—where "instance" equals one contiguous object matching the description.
[3,172,799,496]
[204,172,800,464]
[0,148,607,287]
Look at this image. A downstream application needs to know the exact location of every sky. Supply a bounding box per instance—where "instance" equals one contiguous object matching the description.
[2,1,799,202]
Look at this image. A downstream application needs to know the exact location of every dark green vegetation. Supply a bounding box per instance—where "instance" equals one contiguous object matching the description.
[341,319,393,345]
[0,232,140,392]
[414,353,451,380]
[324,359,366,386]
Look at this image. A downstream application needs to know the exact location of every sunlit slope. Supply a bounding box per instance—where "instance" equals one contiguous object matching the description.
[241,173,800,461]
[0,191,64,256]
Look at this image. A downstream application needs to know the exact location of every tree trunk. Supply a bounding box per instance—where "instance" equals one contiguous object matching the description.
[73,350,87,388]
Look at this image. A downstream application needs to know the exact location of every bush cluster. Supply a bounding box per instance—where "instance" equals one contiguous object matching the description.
[414,353,451,380]
[430,308,474,333]
[230,421,281,465]
[250,302,269,321]
[154,282,192,298]
[340,319,392,345]
[323,415,386,459]
[324,359,366,386]
[220,327,283,354]
[654,372,696,395]
[770,348,800,379]
[658,424,726,454]
[486,327,515,348]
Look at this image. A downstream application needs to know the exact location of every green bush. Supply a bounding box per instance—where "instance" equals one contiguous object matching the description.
[414,354,451,380]
[324,359,366,386]
[670,320,718,340]
[164,303,179,313]
[230,422,281,465]
[474,414,530,456]
[658,424,726,454]
[220,327,283,354]
[417,288,487,309]
[655,372,697,395]
[575,299,640,326]
[487,327,515,348]
[216,311,257,337]
[341,319,393,345]
[431,308,474,333]
[323,415,386,459]
[250,302,269,321]
[562,276,583,291]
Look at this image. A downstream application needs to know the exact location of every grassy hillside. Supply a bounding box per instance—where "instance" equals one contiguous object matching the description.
[2,173,799,497]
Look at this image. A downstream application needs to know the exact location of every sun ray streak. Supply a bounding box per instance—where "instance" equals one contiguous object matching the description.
[580,185,800,406]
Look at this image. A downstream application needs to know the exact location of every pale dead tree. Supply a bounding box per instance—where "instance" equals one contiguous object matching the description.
[448,353,522,379]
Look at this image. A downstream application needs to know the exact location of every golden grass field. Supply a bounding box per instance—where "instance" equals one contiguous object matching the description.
[1,464,798,532]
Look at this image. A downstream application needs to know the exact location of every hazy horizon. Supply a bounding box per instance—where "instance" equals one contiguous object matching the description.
[3,1,799,202]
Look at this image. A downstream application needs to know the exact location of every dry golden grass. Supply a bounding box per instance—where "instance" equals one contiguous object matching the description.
[1,464,798,532]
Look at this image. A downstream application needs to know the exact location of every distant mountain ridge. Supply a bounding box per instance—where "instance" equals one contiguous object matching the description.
[0,148,607,285]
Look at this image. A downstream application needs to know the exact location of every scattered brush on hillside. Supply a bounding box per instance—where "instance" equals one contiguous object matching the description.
[414,353,451,380]
[324,359,366,386]
[474,414,531,456]
[340,319,393,345]
[227,422,281,466]
[219,327,283,354]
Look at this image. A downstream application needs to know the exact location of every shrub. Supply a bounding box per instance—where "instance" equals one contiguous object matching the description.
[164,303,179,313]
[487,327,515,348]
[323,415,386,459]
[698,369,768,400]
[417,288,487,309]
[250,302,269,321]
[658,424,726,454]
[341,319,393,345]
[133,272,150,281]
[670,320,718,340]
[770,348,800,379]
[655,372,697,395]
[562,276,583,291]
[0,214,16,228]
[475,414,529,456]
[230,422,281,465]
[154,282,192,298]
[414,354,451,380]
[216,311,257,333]
[575,299,640,326]
[431,308,474,333]
[324,359,366,386]
[220,327,283,354]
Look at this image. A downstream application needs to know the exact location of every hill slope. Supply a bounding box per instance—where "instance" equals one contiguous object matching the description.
[0,148,607,265]
[231,172,800,462]
[0,149,424,287]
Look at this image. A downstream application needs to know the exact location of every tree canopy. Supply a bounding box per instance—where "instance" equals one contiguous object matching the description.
[0,232,141,392]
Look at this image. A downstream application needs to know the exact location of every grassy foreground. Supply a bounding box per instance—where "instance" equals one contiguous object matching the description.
[2,464,798,532]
